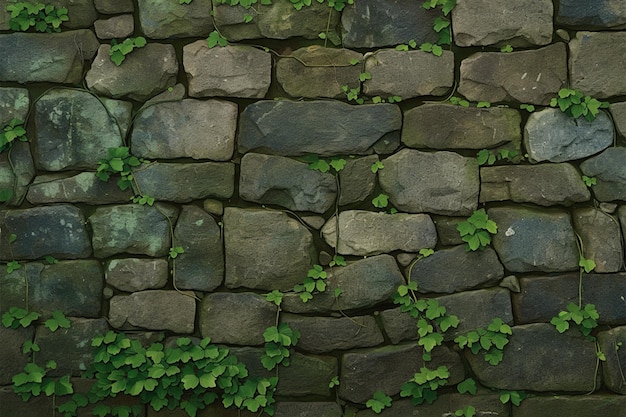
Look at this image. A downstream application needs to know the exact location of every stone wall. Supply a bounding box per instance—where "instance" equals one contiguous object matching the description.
[1,0,626,416]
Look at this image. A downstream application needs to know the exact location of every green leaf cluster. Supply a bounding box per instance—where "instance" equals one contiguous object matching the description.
[207,30,229,48]
[329,255,346,267]
[169,246,185,259]
[550,88,609,122]
[582,175,596,187]
[303,154,346,173]
[449,96,470,107]
[1,118,27,153]
[457,209,497,251]
[371,95,402,104]
[2,307,40,329]
[455,405,476,417]
[96,147,142,191]
[261,323,300,370]
[550,302,599,339]
[342,85,364,104]
[400,365,449,405]
[366,390,392,414]
[13,361,73,401]
[7,2,68,33]
[476,149,520,166]
[44,310,71,332]
[294,264,328,302]
[6,260,21,273]
[372,193,389,209]
[109,37,147,66]
[454,318,512,365]
[422,0,454,45]
[499,390,526,406]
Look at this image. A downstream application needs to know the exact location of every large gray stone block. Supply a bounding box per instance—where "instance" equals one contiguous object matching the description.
[105,258,168,292]
[338,155,378,206]
[138,0,213,39]
[610,101,626,137]
[598,327,626,394]
[581,148,626,201]
[557,0,626,29]
[572,208,623,273]
[513,395,626,417]
[26,172,132,205]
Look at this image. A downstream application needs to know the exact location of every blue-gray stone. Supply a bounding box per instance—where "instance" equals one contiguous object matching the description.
[580,148,626,201]
[557,0,626,29]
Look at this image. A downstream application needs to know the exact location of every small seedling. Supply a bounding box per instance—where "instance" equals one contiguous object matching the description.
[207,30,228,48]
[550,88,609,122]
[457,378,477,395]
[457,209,498,251]
[372,193,389,209]
[520,103,535,112]
[500,44,513,53]
[366,390,392,414]
[582,175,596,187]
[109,37,147,66]
[1,118,28,153]
[169,246,185,259]
[499,390,526,406]
[455,406,476,417]
[329,376,340,388]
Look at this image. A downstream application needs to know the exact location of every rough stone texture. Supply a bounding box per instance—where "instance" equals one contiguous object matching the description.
[274,402,342,417]
[86,44,178,101]
[184,42,271,98]
[33,89,124,171]
[26,172,132,205]
[238,100,401,156]
[109,290,196,333]
[138,0,213,39]
[598,326,626,394]
[133,162,234,202]
[488,206,579,273]
[581,148,626,201]
[173,206,224,292]
[213,0,340,41]
[89,204,177,258]
[341,0,439,48]
[453,0,553,47]
[281,313,384,353]
[467,323,598,391]
[570,31,626,98]
[0,205,91,260]
[321,210,437,256]
[282,255,405,314]
[47,0,98,28]
[224,208,316,291]
[513,273,626,325]
[609,101,626,137]
[480,163,591,206]
[278,353,337,397]
[94,15,134,39]
[432,216,465,246]
[95,0,134,14]
[105,258,169,292]
[0,387,53,417]
[0,87,29,122]
[513,395,626,417]
[276,46,362,99]
[0,141,34,206]
[199,292,276,346]
[0,30,99,84]
[363,50,454,99]
[557,0,626,28]
[524,108,613,163]
[572,208,622,273]
[239,153,337,214]
[458,43,567,105]
[36,318,109,376]
[379,149,479,215]
[0,326,33,385]
[339,343,464,403]
[378,308,418,344]
[409,245,504,293]
[403,103,522,150]
[338,155,378,205]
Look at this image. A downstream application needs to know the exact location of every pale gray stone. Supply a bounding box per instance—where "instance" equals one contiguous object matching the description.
[94,0,134,14]
[572,208,622,273]
[132,99,237,161]
[276,46,362,99]
[453,0,553,47]
[86,44,178,101]
[26,172,132,205]
[321,210,436,256]
[240,153,337,213]
[105,258,169,292]
[458,43,567,105]
[524,108,613,163]
[0,141,34,206]
[558,0,626,29]
[610,101,626,137]
[184,42,271,98]
[109,290,196,333]
[580,147,626,202]
[570,31,626,98]
[338,155,378,205]
[379,149,479,215]
[402,103,522,150]
[94,15,134,39]
[480,163,591,206]
[598,327,626,394]
[138,0,213,39]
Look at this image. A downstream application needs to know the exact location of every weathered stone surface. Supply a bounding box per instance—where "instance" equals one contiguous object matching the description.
[26,172,132,205]
[0,30,98,84]
[379,149,479,215]
[458,43,567,105]
[133,162,234,202]
[0,141,34,206]
[432,216,464,246]
[49,0,97,28]
[95,0,134,14]
[109,290,196,333]
[0,205,91,260]
[598,327,626,394]
[581,148,626,201]
[0,87,29,122]
[276,46,362,99]
[105,258,169,292]
[282,313,384,353]
[274,402,342,417]
[238,100,401,156]
[282,255,405,314]
[132,99,237,160]
[0,326,33,385]
[513,395,626,417]
[570,31,626,98]
[402,103,522,150]
[557,0,626,28]
[213,0,339,41]
[341,0,439,48]
[363,50,454,99]
[410,245,504,293]
[143,83,186,108]
[89,204,177,258]
[321,210,437,256]
[173,206,223,292]
[86,44,178,101]
[480,163,591,206]
[488,206,579,273]
[239,153,337,213]
[94,15,134,39]
[36,318,109,376]
[0,387,53,417]
[572,208,622,273]
[453,0,553,47]
[513,273,626,325]
[524,108,613,163]
[340,343,464,403]
[378,308,418,344]
[199,293,276,345]
[338,155,378,205]
[609,101,626,137]
[138,0,213,39]
[467,323,598,391]
[224,208,316,291]
[184,42,271,98]
[278,353,338,397]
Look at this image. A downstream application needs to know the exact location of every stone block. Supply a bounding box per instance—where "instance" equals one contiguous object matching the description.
[512,394,626,417]
[138,0,213,39]
[598,327,626,394]
[274,402,342,417]
[572,208,622,273]
[338,155,378,206]
[581,148,626,201]
[0,326,33,385]
[94,15,134,39]
[95,0,134,14]
[609,101,626,137]
[26,172,133,205]
[105,258,169,292]
[557,0,626,29]
[0,141,34,206]
[277,352,338,397]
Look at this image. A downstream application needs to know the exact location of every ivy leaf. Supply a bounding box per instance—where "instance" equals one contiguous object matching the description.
[457,378,477,395]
